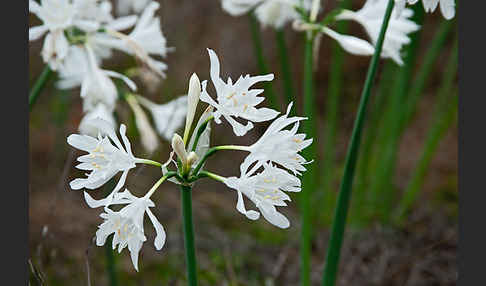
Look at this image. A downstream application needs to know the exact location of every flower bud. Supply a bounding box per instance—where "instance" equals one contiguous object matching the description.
[126,95,159,153]
[183,73,201,143]
[171,133,187,164]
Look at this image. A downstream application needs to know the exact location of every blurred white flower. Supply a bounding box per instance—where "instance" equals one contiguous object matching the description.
[320,27,375,56]
[335,0,420,65]
[117,0,151,15]
[78,103,116,137]
[102,2,170,77]
[92,189,166,271]
[67,118,141,191]
[125,95,160,153]
[56,45,136,112]
[240,102,312,175]
[224,163,301,228]
[222,0,312,29]
[200,49,279,136]
[395,0,455,20]
[28,0,107,69]
[137,95,188,140]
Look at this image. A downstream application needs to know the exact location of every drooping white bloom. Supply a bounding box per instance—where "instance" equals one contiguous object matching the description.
[117,0,151,15]
[67,118,141,191]
[200,49,279,136]
[92,189,166,271]
[56,45,136,111]
[240,102,312,175]
[137,96,188,140]
[125,95,160,153]
[78,103,116,137]
[335,0,420,65]
[222,0,312,29]
[224,163,301,228]
[395,0,455,20]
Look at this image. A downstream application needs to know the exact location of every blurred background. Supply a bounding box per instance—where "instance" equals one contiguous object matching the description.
[29,0,457,285]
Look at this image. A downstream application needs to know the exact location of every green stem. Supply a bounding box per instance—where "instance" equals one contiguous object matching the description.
[29,65,53,111]
[320,0,352,224]
[181,185,198,286]
[300,31,316,286]
[394,39,458,223]
[249,12,279,109]
[136,158,163,167]
[275,29,294,106]
[191,145,248,176]
[321,1,395,285]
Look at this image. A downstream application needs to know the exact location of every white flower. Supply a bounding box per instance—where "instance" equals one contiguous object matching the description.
[117,0,151,15]
[137,96,188,140]
[92,189,166,271]
[101,2,170,77]
[67,118,141,191]
[200,49,279,136]
[224,163,301,228]
[78,103,116,137]
[29,0,106,69]
[334,0,420,65]
[240,102,312,175]
[395,0,455,20]
[421,0,455,19]
[56,45,136,111]
[222,0,311,29]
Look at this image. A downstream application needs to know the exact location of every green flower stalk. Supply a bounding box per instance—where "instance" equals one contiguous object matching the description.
[321,1,396,285]
[29,66,53,111]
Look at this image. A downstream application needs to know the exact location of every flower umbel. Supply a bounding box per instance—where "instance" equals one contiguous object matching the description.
[200,49,279,136]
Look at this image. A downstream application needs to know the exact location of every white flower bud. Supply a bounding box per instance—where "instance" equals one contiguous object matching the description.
[171,133,188,164]
[183,73,201,143]
[126,95,159,153]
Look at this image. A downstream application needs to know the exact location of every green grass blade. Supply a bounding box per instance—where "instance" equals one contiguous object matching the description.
[400,20,454,132]
[29,65,53,111]
[321,1,395,285]
[320,0,353,224]
[366,4,424,222]
[276,29,295,106]
[394,39,458,222]
[248,12,279,109]
[300,32,317,286]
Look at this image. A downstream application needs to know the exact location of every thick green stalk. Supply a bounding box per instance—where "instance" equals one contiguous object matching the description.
[320,0,353,224]
[300,32,316,286]
[275,29,294,106]
[249,12,279,109]
[321,1,395,285]
[400,20,453,132]
[181,185,198,286]
[29,65,53,111]
[394,40,458,222]
[367,4,424,222]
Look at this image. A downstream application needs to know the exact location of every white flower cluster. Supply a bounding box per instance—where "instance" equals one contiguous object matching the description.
[222,0,313,29]
[29,0,186,151]
[395,0,455,20]
[66,49,313,271]
[317,0,421,65]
